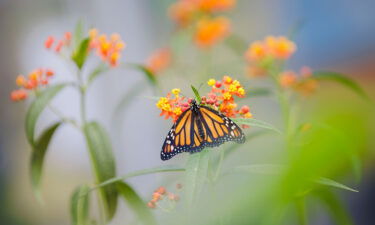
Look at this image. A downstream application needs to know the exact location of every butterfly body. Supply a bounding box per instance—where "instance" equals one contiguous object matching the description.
[161,100,245,160]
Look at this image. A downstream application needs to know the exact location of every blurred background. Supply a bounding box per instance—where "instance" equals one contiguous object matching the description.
[0,0,374,224]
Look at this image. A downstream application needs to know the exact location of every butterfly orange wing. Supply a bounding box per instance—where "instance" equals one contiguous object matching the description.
[198,106,245,147]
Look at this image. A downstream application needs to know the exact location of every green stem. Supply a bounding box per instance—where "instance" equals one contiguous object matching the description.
[76,67,105,224]
[80,89,87,124]
[214,149,225,182]
[296,197,308,225]
[269,65,292,150]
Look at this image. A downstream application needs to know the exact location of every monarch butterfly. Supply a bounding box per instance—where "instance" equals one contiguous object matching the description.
[161,99,245,160]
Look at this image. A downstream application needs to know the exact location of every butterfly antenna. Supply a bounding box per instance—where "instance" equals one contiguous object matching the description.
[198,83,204,91]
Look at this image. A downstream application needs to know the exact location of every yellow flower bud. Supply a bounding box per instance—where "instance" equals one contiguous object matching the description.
[171,88,181,96]
[207,79,216,86]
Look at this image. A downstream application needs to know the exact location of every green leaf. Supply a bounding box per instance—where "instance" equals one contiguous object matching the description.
[191,85,201,103]
[226,165,358,192]
[72,38,90,69]
[83,122,118,222]
[124,63,157,85]
[71,185,90,225]
[185,150,210,209]
[232,118,281,134]
[25,84,67,146]
[117,182,156,225]
[87,63,109,87]
[313,177,358,193]
[313,71,369,100]
[30,122,62,201]
[74,20,84,49]
[93,165,184,191]
[350,155,362,183]
[295,197,308,225]
[314,190,354,225]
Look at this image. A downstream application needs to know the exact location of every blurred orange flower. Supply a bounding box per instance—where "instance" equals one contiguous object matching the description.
[279,67,318,96]
[169,0,198,27]
[245,41,267,61]
[169,0,236,27]
[44,32,72,53]
[10,68,55,102]
[245,36,296,77]
[279,71,297,88]
[89,29,126,67]
[197,0,236,12]
[265,36,296,60]
[194,17,231,48]
[146,48,172,74]
[147,186,180,209]
[10,89,28,102]
[245,36,296,62]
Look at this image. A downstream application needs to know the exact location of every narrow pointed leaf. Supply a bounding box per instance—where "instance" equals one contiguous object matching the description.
[191,85,201,103]
[83,122,117,221]
[124,63,157,85]
[313,71,369,100]
[71,185,90,225]
[92,165,184,191]
[25,84,67,146]
[117,182,156,225]
[185,150,210,209]
[232,118,281,134]
[315,190,354,225]
[295,197,308,225]
[87,63,109,86]
[30,122,62,201]
[73,20,84,49]
[72,37,90,69]
[350,155,362,183]
[314,177,358,192]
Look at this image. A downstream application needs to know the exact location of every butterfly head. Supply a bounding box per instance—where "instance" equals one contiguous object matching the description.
[190,99,200,113]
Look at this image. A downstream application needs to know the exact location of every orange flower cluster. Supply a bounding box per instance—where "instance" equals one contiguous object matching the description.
[44,32,72,53]
[194,17,231,48]
[169,0,233,48]
[204,76,252,119]
[279,67,318,96]
[146,48,172,74]
[147,185,181,209]
[156,88,190,122]
[197,0,236,12]
[169,0,236,27]
[245,36,296,77]
[10,68,55,102]
[89,29,126,67]
[169,0,197,27]
[156,76,252,124]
